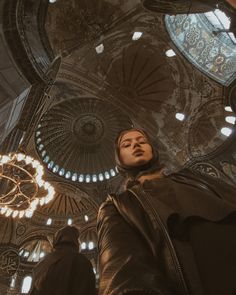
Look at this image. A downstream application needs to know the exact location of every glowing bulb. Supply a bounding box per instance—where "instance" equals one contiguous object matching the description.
[5,209,13,217]
[25,156,33,165]
[44,182,50,190]
[1,156,10,164]
[16,153,25,161]
[19,211,25,218]
[25,210,33,218]
[32,160,40,168]
[36,177,44,187]
[39,197,45,206]
[31,199,39,210]
[1,207,7,214]
[12,211,19,218]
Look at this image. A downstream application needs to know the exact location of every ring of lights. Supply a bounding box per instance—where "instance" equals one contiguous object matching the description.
[0,153,55,218]
[35,97,133,183]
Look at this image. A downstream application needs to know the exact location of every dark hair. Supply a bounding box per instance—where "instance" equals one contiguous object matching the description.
[115,128,164,187]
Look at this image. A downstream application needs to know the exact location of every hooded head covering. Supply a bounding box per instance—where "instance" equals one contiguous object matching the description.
[32,226,80,294]
[115,128,164,187]
[53,226,79,249]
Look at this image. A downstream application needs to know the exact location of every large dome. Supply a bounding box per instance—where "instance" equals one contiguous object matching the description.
[35,97,133,183]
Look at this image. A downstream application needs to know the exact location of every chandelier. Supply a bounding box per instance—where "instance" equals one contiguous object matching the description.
[0,153,55,218]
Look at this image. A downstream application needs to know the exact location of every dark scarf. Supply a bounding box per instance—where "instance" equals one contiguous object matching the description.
[31,226,79,295]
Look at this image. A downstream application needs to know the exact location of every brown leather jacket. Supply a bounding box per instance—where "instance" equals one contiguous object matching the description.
[97,170,236,295]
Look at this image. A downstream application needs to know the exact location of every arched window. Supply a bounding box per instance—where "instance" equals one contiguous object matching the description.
[21,276,32,294]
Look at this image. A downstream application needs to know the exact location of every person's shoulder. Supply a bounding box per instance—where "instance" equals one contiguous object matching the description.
[99,191,130,210]
[98,190,133,221]
[75,253,92,265]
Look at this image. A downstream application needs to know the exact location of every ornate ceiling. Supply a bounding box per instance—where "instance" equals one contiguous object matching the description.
[35,97,132,182]
[165,13,236,86]
[42,0,231,169]
[0,0,235,292]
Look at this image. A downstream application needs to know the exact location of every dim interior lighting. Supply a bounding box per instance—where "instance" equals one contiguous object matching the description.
[95,43,104,54]
[0,153,55,219]
[84,215,89,222]
[49,0,57,3]
[221,127,232,137]
[67,218,72,225]
[225,116,236,125]
[165,49,176,57]
[224,106,233,112]
[175,113,185,121]
[132,31,143,41]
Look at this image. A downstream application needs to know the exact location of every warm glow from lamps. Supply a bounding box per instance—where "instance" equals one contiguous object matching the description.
[0,153,55,218]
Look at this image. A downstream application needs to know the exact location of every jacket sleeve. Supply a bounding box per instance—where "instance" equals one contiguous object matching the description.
[97,198,174,295]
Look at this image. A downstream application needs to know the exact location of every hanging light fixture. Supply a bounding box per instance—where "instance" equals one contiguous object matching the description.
[0,153,55,218]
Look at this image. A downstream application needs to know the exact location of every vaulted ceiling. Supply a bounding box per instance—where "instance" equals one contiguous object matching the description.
[0,0,235,292]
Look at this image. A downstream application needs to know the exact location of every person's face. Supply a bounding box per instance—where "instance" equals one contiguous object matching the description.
[118,130,153,167]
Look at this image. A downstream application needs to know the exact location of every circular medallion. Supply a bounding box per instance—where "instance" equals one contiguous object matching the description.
[0,250,20,277]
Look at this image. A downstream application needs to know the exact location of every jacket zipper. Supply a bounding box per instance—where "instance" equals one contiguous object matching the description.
[129,188,190,295]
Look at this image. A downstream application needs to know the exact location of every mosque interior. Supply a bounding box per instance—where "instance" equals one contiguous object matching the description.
[0,0,235,293]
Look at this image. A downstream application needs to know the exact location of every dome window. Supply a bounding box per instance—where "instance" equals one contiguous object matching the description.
[165,49,176,57]
[59,168,65,176]
[78,174,84,182]
[224,106,233,112]
[132,32,143,41]
[225,116,236,125]
[221,127,232,137]
[98,173,104,181]
[175,113,185,121]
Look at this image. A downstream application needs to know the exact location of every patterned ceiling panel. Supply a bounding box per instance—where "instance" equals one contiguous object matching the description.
[188,101,228,157]
[106,43,176,112]
[165,13,236,86]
